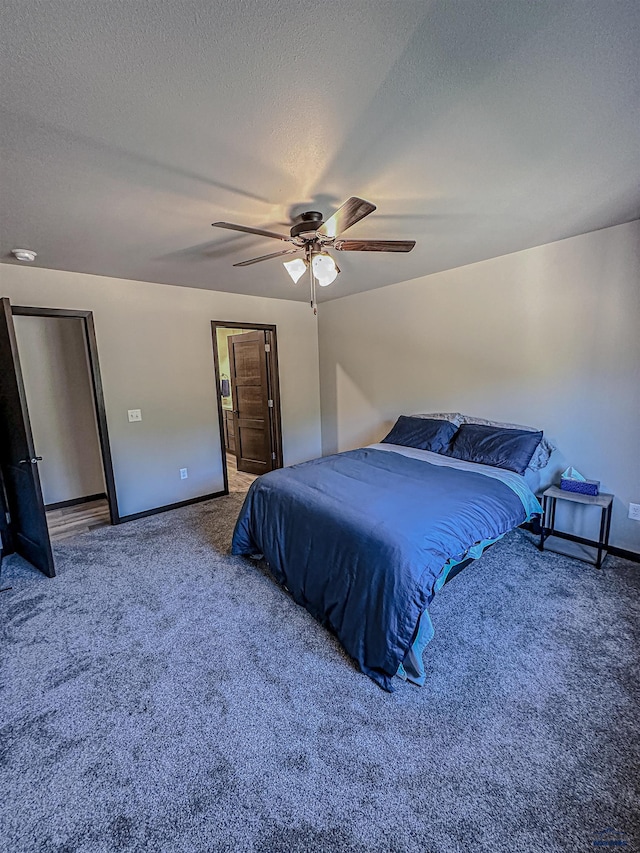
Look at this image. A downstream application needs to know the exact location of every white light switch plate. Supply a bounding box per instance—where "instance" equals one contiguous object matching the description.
[128,409,142,422]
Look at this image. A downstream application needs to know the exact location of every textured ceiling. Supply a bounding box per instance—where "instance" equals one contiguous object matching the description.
[1,0,639,302]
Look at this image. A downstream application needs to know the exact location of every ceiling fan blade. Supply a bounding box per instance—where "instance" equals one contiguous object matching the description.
[317,197,376,238]
[212,221,292,242]
[334,239,416,252]
[233,248,301,267]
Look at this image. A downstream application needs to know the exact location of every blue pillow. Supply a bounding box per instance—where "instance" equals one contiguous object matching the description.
[447,423,543,475]
[381,416,458,454]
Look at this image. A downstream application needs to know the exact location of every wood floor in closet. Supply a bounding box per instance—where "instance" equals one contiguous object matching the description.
[46,498,111,542]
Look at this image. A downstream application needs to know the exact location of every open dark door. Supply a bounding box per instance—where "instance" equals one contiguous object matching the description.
[228,330,274,476]
[0,298,55,577]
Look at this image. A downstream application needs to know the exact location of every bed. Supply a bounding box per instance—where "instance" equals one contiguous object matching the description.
[231,417,546,691]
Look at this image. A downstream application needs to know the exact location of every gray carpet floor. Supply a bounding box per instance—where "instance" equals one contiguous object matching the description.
[1,492,639,853]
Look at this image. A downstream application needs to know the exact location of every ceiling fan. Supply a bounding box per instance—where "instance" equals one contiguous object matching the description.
[212,197,416,312]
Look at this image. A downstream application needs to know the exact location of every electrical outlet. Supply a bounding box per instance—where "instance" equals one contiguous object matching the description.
[628,503,640,521]
[180,468,188,480]
[128,409,142,422]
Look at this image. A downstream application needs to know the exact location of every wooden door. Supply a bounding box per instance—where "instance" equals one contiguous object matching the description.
[0,298,55,577]
[228,330,274,475]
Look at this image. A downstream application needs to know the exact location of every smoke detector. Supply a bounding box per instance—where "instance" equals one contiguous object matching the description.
[11,248,37,262]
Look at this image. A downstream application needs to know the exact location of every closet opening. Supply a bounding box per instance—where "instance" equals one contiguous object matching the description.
[12,307,119,541]
[211,321,283,495]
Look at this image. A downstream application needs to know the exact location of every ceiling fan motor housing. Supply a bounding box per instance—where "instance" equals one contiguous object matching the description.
[290,211,324,239]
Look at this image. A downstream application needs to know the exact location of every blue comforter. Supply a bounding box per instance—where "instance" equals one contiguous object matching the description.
[232,447,537,691]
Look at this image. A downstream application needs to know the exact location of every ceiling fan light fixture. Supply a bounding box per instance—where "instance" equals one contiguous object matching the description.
[212,196,415,311]
[283,257,307,283]
[312,252,338,286]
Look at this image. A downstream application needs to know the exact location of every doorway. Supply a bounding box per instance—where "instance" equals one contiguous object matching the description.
[211,321,283,494]
[13,310,117,540]
[0,300,118,576]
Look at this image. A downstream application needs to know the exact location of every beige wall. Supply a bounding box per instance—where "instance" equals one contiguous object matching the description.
[318,220,640,552]
[1,265,321,517]
[13,315,106,505]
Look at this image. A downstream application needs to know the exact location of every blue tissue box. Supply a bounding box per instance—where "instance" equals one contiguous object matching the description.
[560,477,600,496]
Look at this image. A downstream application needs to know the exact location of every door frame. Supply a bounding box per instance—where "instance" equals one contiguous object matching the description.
[11,306,121,525]
[210,321,284,494]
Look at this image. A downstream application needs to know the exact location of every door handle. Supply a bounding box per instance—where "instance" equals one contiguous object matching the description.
[19,457,43,464]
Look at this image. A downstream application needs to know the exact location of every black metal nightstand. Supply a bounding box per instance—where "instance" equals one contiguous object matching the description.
[539,485,613,569]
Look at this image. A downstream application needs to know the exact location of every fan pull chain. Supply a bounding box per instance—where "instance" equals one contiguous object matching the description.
[313,269,317,316]
[308,248,317,314]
